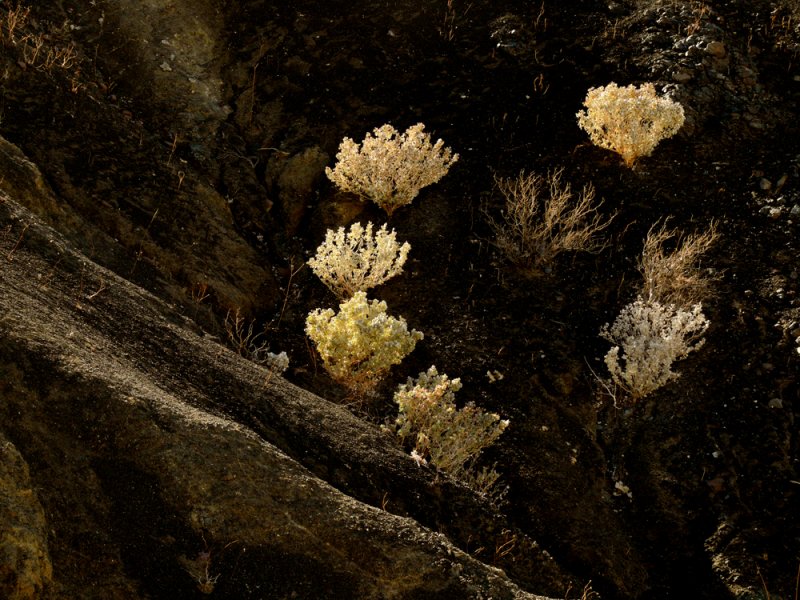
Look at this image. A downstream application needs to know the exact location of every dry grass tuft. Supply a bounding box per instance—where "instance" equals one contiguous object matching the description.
[488,168,614,274]
[639,219,719,306]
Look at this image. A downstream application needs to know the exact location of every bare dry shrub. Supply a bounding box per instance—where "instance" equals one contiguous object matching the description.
[639,219,719,306]
[0,3,29,46]
[1,3,79,75]
[487,168,613,273]
[223,308,288,373]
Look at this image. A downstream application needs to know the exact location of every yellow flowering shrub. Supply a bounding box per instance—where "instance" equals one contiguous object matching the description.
[325,123,459,216]
[577,82,685,167]
[305,292,423,394]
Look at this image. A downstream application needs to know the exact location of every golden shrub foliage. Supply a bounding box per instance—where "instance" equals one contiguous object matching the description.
[305,292,423,394]
[325,123,459,215]
[394,366,509,494]
[577,82,685,167]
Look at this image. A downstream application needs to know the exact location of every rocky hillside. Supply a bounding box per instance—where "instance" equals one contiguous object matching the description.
[1,0,799,598]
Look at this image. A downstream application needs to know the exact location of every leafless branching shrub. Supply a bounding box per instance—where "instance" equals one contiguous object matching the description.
[487,168,614,274]
[223,308,288,373]
[20,32,44,64]
[639,219,719,306]
[42,44,78,71]
[180,549,220,595]
[224,308,265,357]
[0,3,30,46]
[565,581,600,600]
[2,4,80,77]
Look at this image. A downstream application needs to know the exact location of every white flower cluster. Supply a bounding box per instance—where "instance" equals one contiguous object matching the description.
[305,291,423,393]
[394,366,509,494]
[325,123,459,216]
[577,82,685,167]
[600,297,709,400]
[307,222,410,299]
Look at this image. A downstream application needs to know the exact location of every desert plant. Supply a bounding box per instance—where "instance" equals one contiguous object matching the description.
[307,221,410,299]
[0,3,29,46]
[325,123,459,216]
[394,366,509,494]
[577,82,685,167]
[639,219,719,306]
[223,308,289,374]
[487,168,613,273]
[305,291,423,394]
[600,297,710,400]
[0,4,78,73]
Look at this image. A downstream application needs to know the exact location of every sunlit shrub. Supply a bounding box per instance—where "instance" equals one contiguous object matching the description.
[394,366,509,494]
[325,123,459,216]
[305,292,423,394]
[577,82,685,167]
[308,222,410,299]
[600,297,709,400]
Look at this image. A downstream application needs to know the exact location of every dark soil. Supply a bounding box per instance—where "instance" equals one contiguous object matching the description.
[2,0,799,597]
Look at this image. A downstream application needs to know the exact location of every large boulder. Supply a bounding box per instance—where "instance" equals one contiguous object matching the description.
[0,196,561,598]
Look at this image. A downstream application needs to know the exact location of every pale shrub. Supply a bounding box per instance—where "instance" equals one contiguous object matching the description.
[325,123,459,216]
[305,291,423,394]
[600,297,709,400]
[577,82,685,167]
[639,220,719,306]
[394,366,509,494]
[308,222,410,299]
[487,168,613,273]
